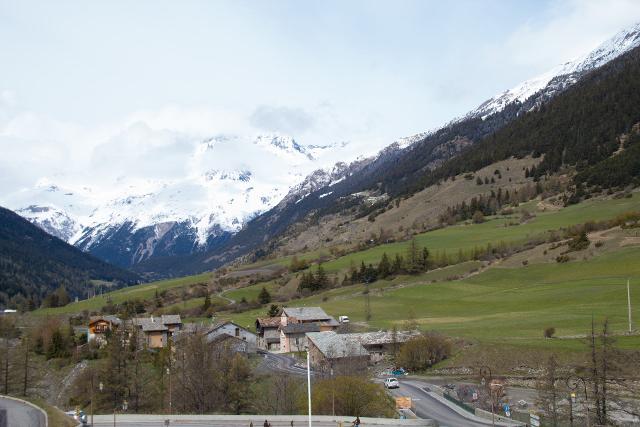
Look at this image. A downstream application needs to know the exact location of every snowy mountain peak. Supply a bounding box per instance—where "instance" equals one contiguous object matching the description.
[468,21,640,120]
[254,134,313,160]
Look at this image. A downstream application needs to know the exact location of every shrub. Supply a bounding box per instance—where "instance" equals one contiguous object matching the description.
[544,327,556,338]
[396,333,451,371]
[567,232,591,252]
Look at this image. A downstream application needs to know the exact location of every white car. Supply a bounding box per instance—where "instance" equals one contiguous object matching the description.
[384,378,400,389]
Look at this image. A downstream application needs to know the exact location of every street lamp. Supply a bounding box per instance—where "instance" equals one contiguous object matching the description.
[166,367,172,415]
[90,374,95,427]
[567,376,590,427]
[305,345,312,427]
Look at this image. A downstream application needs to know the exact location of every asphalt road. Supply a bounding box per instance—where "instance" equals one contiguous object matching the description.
[256,353,521,427]
[0,396,46,427]
[388,379,511,427]
[257,351,316,377]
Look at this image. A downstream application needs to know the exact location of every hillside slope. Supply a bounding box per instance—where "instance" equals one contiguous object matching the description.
[134,32,640,278]
[0,206,139,309]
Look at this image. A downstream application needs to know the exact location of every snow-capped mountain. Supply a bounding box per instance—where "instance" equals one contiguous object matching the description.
[467,22,640,120]
[5,133,349,268]
[8,22,640,276]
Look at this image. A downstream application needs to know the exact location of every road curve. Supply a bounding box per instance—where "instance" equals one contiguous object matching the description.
[0,395,46,427]
[257,351,317,377]
[389,379,512,427]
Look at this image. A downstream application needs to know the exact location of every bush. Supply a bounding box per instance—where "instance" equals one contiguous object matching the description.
[308,376,395,417]
[556,255,571,263]
[567,232,591,252]
[472,210,485,224]
[396,333,451,371]
[544,327,556,338]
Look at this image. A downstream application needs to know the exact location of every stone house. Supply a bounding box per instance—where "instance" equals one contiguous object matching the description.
[204,320,257,351]
[255,317,282,351]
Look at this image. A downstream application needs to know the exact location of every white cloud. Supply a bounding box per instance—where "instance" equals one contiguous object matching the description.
[505,0,640,69]
[249,105,315,135]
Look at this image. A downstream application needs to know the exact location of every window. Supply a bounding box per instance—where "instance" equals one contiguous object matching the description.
[235,327,240,337]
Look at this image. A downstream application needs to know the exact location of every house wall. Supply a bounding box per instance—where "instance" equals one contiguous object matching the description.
[165,323,181,333]
[258,327,280,350]
[147,331,166,348]
[308,340,325,368]
[88,320,113,343]
[280,331,307,353]
[208,324,257,347]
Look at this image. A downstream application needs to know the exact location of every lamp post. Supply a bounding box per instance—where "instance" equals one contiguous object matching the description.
[567,376,590,427]
[90,374,95,427]
[166,367,172,415]
[305,346,312,427]
[98,382,104,427]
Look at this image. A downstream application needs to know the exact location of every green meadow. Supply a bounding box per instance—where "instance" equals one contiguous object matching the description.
[318,193,640,273]
[35,272,213,315]
[229,247,640,351]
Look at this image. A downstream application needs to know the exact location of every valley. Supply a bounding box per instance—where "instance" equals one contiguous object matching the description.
[2,12,640,427]
[33,191,640,361]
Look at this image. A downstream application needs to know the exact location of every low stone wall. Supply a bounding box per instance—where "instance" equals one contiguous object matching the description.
[92,414,436,426]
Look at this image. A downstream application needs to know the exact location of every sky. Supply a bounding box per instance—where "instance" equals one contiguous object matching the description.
[2,0,640,196]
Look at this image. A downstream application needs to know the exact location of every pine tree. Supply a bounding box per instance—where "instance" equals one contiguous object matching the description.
[203,292,211,311]
[378,253,391,278]
[258,287,272,304]
[314,264,328,290]
[406,239,421,274]
[421,247,430,271]
[392,254,404,274]
[267,304,279,317]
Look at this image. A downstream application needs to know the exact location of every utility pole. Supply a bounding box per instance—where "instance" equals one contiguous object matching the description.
[628,278,633,334]
[306,347,312,427]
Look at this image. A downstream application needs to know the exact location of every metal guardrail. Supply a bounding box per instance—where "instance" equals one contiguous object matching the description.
[442,392,476,414]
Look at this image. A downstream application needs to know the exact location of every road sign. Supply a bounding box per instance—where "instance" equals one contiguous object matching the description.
[503,403,511,417]
[530,413,541,427]
[395,396,412,410]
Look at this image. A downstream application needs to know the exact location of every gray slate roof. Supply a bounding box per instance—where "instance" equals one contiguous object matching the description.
[346,330,419,346]
[306,331,369,358]
[161,314,182,325]
[282,307,331,321]
[133,317,168,332]
[281,322,321,334]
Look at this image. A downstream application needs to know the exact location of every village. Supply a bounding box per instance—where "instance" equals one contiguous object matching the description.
[87,306,418,374]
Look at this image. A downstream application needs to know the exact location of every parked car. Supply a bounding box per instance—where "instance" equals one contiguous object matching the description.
[339,315,350,324]
[384,378,400,389]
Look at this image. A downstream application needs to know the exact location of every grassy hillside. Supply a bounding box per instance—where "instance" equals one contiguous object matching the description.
[35,272,213,315]
[34,192,640,358]
[318,192,640,273]
[229,247,640,351]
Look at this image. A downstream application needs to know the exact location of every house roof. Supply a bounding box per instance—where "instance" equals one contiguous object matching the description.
[306,331,369,358]
[132,317,168,332]
[256,317,281,328]
[89,315,122,326]
[161,314,182,325]
[206,320,255,336]
[281,322,321,334]
[282,307,331,321]
[346,330,419,346]
[320,318,340,327]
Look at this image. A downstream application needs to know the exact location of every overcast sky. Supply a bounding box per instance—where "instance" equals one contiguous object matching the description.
[2,0,640,194]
